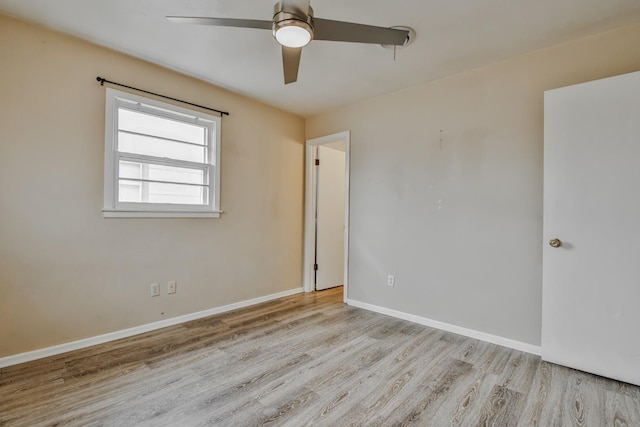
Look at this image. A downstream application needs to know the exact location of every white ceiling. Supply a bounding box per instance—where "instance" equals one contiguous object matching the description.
[1,0,640,117]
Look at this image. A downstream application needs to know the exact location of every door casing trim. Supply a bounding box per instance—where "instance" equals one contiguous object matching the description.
[303,131,350,302]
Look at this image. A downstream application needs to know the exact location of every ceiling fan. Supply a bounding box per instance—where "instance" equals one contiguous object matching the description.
[167,0,410,84]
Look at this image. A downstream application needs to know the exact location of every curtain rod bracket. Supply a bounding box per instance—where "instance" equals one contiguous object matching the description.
[95,76,229,117]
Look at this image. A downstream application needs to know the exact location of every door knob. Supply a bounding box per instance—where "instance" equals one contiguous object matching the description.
[549,238,562,248]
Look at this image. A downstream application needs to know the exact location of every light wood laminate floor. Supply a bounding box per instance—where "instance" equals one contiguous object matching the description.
[1,287,639,426]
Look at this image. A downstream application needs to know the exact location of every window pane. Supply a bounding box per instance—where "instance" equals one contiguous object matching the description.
[119,161,142,179]
[119,181,142,202]
[118,131,207,163]
[118,161,206,185]
[148,164,204,185]
[119,179,208,205]
[119,108,207,145]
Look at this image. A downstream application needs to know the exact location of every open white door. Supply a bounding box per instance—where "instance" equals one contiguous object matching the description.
[315,145,345,291]
[542,71,640,386]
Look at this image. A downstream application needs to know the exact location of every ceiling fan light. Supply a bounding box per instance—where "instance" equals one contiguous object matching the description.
[274,21,313,48]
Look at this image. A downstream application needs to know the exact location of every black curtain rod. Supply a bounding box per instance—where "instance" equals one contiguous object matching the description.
[96,76,229,117]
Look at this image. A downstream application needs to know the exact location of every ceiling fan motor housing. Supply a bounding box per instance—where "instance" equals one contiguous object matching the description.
[272,3,314,47]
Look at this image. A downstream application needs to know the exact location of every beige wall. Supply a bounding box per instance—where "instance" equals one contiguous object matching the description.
[306,23,640,346]
[0,15,305,357]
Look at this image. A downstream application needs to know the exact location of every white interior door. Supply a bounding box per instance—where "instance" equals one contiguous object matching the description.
[315,145,345,291]
[542,71,640,386]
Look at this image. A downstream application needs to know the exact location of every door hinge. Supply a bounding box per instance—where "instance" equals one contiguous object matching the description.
[314,263,318,271]
[315,159,320,166]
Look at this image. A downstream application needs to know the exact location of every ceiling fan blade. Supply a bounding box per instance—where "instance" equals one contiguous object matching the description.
[313,18,409,45]
[166,16,272,30]
[280,0,311,16]
[282,46,302,84]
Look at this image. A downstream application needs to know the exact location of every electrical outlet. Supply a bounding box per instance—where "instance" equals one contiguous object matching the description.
[387,275,395,287]
[168,281,177,294]
[150,283,160,297]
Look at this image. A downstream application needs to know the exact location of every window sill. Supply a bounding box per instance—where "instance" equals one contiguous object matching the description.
[102,209,222,218]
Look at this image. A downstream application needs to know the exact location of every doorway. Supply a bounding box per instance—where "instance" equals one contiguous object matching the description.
[303,131,350,302]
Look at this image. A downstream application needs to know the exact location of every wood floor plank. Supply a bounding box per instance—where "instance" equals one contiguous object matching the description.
[559,373,605,426]
[325,330,456,426]
[517,360,552,426]
[604,389,640,426]
[476,384,524,426]
[289,330,436,425]
[447,372,499,426]
[496,350,540,396]
[1,286,639,426]
[381,357,475,426]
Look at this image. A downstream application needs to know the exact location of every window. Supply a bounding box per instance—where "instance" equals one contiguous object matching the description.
[103,88,221,218]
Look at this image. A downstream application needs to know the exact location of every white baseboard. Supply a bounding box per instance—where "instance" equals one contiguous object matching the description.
[0,287,304,368]
[347,299,541,356]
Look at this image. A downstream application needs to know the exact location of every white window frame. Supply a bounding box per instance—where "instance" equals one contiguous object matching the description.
[102,88,222,218]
